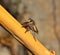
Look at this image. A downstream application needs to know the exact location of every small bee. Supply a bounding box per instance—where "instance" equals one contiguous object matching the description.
[22,18,38,34]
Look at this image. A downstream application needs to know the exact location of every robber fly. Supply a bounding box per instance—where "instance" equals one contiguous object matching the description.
[22,18,38,34]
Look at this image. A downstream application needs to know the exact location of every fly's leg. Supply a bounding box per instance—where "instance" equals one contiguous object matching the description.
[25,27,30,33]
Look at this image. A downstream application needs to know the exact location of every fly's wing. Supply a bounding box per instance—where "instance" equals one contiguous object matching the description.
[28,19,38,34]
[29,24,38,34]
[33,25,38,34]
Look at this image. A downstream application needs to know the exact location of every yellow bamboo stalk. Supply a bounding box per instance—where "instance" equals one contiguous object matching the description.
[0,5,55,55]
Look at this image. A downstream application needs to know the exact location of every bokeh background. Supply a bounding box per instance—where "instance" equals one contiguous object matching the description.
[0,0,60,55]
